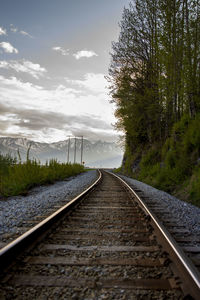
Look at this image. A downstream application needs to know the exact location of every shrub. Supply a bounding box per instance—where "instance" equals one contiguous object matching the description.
[132,114,200,206]
[0,156,84,197]
[140,148,161,168]
[0,152,16,176]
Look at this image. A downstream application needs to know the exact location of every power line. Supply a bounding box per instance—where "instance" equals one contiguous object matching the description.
[67,135,84,164]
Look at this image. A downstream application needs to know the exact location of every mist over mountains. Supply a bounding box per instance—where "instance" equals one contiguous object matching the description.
[0,137,123,168]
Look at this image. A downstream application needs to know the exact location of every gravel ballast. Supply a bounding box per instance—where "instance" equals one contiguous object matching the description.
[117,174,200,237]
[0,170,98,244]
[1,169,200,247]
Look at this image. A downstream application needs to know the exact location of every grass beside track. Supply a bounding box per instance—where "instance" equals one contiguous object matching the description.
[0,155,84,197]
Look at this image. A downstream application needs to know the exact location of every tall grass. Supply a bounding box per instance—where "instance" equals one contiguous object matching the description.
[0,154,84,197]
[0,153,16,177]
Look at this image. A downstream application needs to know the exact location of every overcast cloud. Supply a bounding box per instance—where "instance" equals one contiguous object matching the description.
[0,102,114,142]
[65,73,107,94]
[0,0,129,143]
[0,74,116,142]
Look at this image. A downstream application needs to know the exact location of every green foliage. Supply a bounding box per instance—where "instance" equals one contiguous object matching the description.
[137,147,161,186]
[135,114,200,206]
[138,163,161,187]
[113,167,122,174]
[190,167,200,206]
[109,0,200,206]
[0,156,84,197]
[123,150,134,176]
[140,148,161,168]
[122,142,141,176]
[0,153,16,177]
[182,117,200,155]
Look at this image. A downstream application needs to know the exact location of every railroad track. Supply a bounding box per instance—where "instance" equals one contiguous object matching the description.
[0,170,200,299]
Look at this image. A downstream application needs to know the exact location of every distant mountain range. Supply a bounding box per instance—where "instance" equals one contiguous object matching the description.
[0,137,123,168]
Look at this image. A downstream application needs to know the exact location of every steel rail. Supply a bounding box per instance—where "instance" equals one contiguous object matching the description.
[108,171,200,299]
[0,170,102,270]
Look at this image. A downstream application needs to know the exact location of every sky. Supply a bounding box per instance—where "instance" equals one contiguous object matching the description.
[0,0,130,143]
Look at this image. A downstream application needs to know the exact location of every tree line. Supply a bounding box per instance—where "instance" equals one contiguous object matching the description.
[108,0,200,152]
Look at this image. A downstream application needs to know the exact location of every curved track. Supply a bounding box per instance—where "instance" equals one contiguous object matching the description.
[0,170,200,299]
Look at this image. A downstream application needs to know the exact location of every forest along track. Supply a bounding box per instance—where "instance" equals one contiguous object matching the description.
[0,171,200,299]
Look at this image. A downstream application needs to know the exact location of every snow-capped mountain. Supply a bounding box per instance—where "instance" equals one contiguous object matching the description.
[0,137,123,168]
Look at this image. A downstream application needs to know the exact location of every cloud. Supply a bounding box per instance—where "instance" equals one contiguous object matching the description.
[10,24,18,33]
[0,27,6,35]
[0,42,18,54]
[10,24,33,38]
[0,75,117,142]
[73,50,98,60]
[19,30,33,38]
[70,128,117,142]
[65,73,107,93]
[52,46,69,56]
[0,60,47,79]
[0,102,114,142]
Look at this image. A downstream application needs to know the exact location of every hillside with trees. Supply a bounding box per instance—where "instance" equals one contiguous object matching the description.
[108,0,200,206]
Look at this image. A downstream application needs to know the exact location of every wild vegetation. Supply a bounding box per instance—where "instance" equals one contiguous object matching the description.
[0,152,84,197]
[108,0,200,206]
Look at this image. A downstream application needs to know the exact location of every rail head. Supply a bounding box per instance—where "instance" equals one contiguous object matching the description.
[107,170,200,299]
[0,169,102,270]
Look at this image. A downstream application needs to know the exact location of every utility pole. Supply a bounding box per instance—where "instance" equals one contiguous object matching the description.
[74,137,76,164]
[67,136,70,163]
[81,136,83,164]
